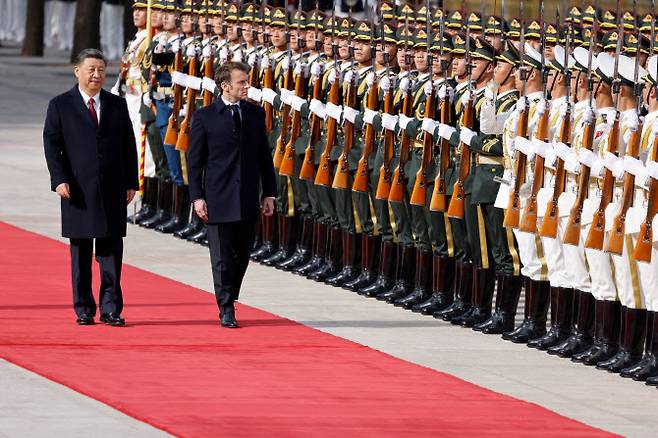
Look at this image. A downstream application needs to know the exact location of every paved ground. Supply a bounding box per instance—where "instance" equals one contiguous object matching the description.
[1,42,657,437]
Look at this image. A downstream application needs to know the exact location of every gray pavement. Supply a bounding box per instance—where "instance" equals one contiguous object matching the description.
[1,43,657,437]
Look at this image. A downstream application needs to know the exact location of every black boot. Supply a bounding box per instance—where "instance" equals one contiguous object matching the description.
[188,224,207,244]
[377,245,416,302]
[394,249,432,309]
[294,222,327,276]
[129,176,157,223]
[359,241,397,297]
[502,279,550,343]
[344,234,380,291]
[622,311,658,381]
[156,184,189,233]
[277,217,314,271]
[141,179,172,228]
[262,216,295,266]
[528,287,575,350]
[325,232,360,287]
[476,274,523,334]
[597,308,646,373]
[412,255,455,314]
[175,201,202,239]
[437,262,474,322]
[646,375,658,386]
[458,267,495,327]
[251,213,277,261]
[574,300,621,366]
[309,226,342,282]
[548,290,595,358]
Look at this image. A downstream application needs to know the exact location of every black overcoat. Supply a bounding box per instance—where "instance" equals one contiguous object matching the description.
[187,98,277,223]
[43,86,139,238]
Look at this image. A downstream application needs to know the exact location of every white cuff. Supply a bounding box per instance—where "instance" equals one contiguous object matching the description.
[381,113,398,131]
[280,88,294,106]
[247,86,262,103]
[290,95,306,112]
[422,119,440,136]
[326,102,343,122]
[514,136,533,159]
[186,75,202,90]
[554,142,572,162]
[398,114,413,131]
[578,148,597,167]
[343,106,359,124]
[459,127,476,146]
[603,151,623,178]
[532,138,550,158]
[261,88,277,104]
[623,155,645,177]
[171,71,187,86]
[363,108,378,125]
[647,161,658,180]
[438,123,456,141]
[309,99,326,119]
[202,76,216,93]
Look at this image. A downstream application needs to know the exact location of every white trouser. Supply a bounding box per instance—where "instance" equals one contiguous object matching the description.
[100,3,124,60]
[9,0,27,42]
[633,237,658,312]
[610,235,643,309]
[583,237,617,302]
[0,0,8,40]
[513,229,548,282]
[52,1,76,51]
[125,92,156,179]
[540,217,592,292]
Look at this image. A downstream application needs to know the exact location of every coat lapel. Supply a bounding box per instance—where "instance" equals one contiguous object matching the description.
[98,89,112,133]
[67,86,97,130]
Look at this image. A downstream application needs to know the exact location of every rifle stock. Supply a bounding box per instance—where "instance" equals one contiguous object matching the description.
[503,105,529,227]
[520,106,550,233]
[202,53,215,106]
[375,85,395,200]
[429,94,451,211]
[279,66,306,177]
[332,74,357,190]
[299,71,323,181]
[314,72,340,186]
[410,88,436,206]
[164,48,184,146]
[175,53,198,152]
[353,74,379,193]
[388,85,414,203]
[273,61,294,170]
[263,60,274,133]
[446,98,474,218]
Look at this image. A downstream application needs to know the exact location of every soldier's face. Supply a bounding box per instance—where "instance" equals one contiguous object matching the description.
[227,22,239,40]
[181,14,194,34]
[163,11,176,31]
[74,57,106,96]
[485,34,502,51]
[354,41,371,63]
[323,35,333,56]
[151,10,163,29]
[269,26,287,49]
[213,16,222,34]
[472,59,492,82]
[414,49,429,71]
[221,69,249,101]
[306,30,320,51]
[544,44,555,62]
[452,55,467,77]
[398,47,415,69]
[431,53,450,75]
[133,8,147,28]
[376,42,397,65]
[243,23,254,43]
[494,62,514,86]
[338,38,350,60]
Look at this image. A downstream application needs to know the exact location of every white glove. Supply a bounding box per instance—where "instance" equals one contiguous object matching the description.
[170,40,180,53]
[583,106,595,124]
[326,102,343,122]
[380,76,391,92]
[424,80,434,97]
[365,71,375,89]
[437,84,453,102]
[247,52,258,67]
[142,93,152,107]
[185,75,202,90]
[179,105,187,118]
[559,101,570,119]
[202,44,213,58]
[515,97,526,115]
[219,47,229,63]
[398,114,413,131]
[154,43,165,54]
[545,145,558,168]
[280,88,294,106]
[294,62,308,78]
[310,62,323,77]
[460,127,476,146]
[381,113,398,131]
[344,70,354,85]
[185,44,197,58]
[261,88,277,104]
[260,55,270,71]
[247,86,262,103]
[281,56,290,72]
[624,111,640,132]
[421,118,440,135]
[438,123,456,141]
[343,106,359,124]
[398,77,410,93]
[461,90,471,106]
[171,71,186,86]
[290,95,306,112]
[363,108,377,125]
[536,98,548,116]
[328,68,338,84]
[309,99,326,119]
[110,79,121,96]
[484,86,495,102]
[202,76,216,93]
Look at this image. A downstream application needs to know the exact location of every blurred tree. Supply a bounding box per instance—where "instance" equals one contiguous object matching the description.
[71,0,102,62]
[22,0,45,56]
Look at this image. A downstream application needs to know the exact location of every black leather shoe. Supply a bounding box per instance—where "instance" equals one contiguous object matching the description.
[76,315,94,325]
[220,309,239,328]
[100,313,125,326]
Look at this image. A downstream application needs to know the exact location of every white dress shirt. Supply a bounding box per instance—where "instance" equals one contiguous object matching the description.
[78,86,101,123]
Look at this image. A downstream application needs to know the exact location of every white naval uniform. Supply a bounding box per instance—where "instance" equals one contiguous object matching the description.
[101,1,125,60]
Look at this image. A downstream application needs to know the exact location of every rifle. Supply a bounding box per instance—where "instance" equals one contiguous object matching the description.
[333,10,357,190]
[429,3,451,212]
[375,19,395,200]
[633,0,658,262]
[272,17,294,170]
[539,2,572,238]
[562,0,598,245]
[446,2,475,219]
[519,0,549,233]
[164,0,184,146]
[299,4,323,182]
[584,0,623,250]
[388,18,414,204]
[606,0,643,254]
[202,0,215,107]
[353,18,379,193]
[174,10,200,153]
[502,0,529,228]
[314,11,340,187]
[410,0,435,207]
[261,4,274,133]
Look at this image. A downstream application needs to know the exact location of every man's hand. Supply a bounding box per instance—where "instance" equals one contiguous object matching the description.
[261,197,275,216]
[127,189,136,204]
[194,199,209,222]
[56,183,70,199]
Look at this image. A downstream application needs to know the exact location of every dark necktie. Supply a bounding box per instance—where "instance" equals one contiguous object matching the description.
[88,98,98,128]
[229,104,241,135]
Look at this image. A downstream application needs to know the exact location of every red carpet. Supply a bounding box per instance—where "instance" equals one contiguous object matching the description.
[0,221,615,437]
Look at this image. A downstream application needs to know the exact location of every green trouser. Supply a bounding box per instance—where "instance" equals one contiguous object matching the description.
[371,142,393,242]
[479,202,522,276]
[463,193,486,268]
[389,153,414,247]
[140,103,169,180]
[312,135,340,227]
[335,172,356,233]
[407,148,432,251]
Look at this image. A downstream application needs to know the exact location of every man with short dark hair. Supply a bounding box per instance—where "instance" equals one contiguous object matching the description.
[188,61,277,328]
[43,48,139,327]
